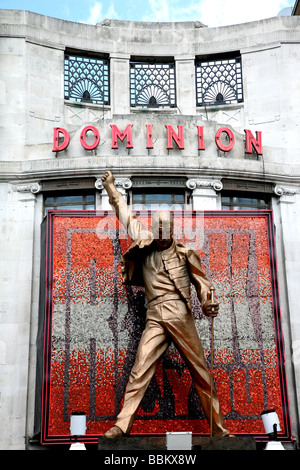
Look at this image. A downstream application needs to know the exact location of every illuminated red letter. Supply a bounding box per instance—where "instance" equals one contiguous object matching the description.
[146,124,153,149]
[111,124,133,149]
[197,126,205,150]
[52,127,70,152]
[80,125,100,150]
[215,127,235,152]
[244,129,262,155]
[166,125,184,149]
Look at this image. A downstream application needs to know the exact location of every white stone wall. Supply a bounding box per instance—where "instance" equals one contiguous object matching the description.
[0,183,37,449]
[0,10,300,448]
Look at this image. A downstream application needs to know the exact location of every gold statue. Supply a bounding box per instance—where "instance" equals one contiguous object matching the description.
[101,171,230,438]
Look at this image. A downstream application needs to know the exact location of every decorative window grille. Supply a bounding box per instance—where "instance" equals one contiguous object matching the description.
[64,54,109,105]
[196,55,243,106]
[130,61,176,108]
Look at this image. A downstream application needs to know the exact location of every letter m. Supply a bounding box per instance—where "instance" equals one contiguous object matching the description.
[111,124,133,149]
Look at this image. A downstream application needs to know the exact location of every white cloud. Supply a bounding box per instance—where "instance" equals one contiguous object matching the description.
[200,0,293,27]
[79,0,293,25]
[106,3,119,20]
[83,2,119,24]
[143,0,293,25]
[86,3,103,23]
[145,0,170,21]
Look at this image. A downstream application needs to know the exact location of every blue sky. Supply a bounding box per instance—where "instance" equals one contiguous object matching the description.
[0,0,296,27]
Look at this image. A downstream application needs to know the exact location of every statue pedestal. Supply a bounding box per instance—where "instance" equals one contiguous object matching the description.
[98,435,256,451]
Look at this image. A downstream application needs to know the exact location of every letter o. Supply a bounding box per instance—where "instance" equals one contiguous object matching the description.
[80,125,100,150]
[215,127,235,152]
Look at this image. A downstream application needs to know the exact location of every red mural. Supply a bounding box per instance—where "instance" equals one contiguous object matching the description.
[40,210,291,444]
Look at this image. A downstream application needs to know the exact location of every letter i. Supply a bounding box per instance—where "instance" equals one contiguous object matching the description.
[146,124,153,149]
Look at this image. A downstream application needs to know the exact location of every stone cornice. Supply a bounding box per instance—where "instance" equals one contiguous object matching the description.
[1,12,299,60]
[0,156,299,181]
[1,159,300,191]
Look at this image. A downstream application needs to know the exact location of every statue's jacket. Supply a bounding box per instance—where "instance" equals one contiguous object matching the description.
[109,190,213,313]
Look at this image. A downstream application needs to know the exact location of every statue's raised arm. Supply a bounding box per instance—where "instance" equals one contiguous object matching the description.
[102,171,151,242]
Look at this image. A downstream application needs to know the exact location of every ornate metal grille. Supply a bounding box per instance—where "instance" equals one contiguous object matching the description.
[130,62,176,108]
[64,54,109,105]
[196,55,243,106]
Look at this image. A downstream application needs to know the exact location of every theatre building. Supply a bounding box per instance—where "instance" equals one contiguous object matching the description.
[0,9,300,449]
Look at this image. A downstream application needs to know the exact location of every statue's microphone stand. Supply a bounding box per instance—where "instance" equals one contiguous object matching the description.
[209,287,215,438]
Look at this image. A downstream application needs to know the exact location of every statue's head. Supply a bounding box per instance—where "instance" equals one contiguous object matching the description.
[151,211,174,249]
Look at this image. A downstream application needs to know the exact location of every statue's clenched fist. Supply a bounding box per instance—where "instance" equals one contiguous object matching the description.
[102,171,115,190]
[202,300,219,318]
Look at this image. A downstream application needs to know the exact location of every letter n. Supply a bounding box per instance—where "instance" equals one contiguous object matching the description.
[244,129,263,155]
[166,125,184,149]
[111,124,133,149]
[52,127,70,152]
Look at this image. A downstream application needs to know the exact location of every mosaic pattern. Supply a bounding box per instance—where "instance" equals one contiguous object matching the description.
[40,211,291,444]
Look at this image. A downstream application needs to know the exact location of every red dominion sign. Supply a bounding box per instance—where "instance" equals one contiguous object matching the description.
[38,210,291,444]
[52,125,263,155]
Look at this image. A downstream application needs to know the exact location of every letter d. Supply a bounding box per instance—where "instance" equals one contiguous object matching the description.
[52,127,70,152]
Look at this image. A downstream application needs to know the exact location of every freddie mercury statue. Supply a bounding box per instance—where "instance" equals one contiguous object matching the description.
[102,171,230,438]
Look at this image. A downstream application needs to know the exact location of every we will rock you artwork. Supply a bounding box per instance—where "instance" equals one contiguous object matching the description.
[39,210,291,444]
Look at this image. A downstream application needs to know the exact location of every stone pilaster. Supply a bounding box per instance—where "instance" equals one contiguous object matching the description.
[95,177,132,210]
[186,179,223,210]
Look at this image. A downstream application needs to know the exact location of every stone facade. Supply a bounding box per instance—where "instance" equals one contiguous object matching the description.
[0,10,300,449]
